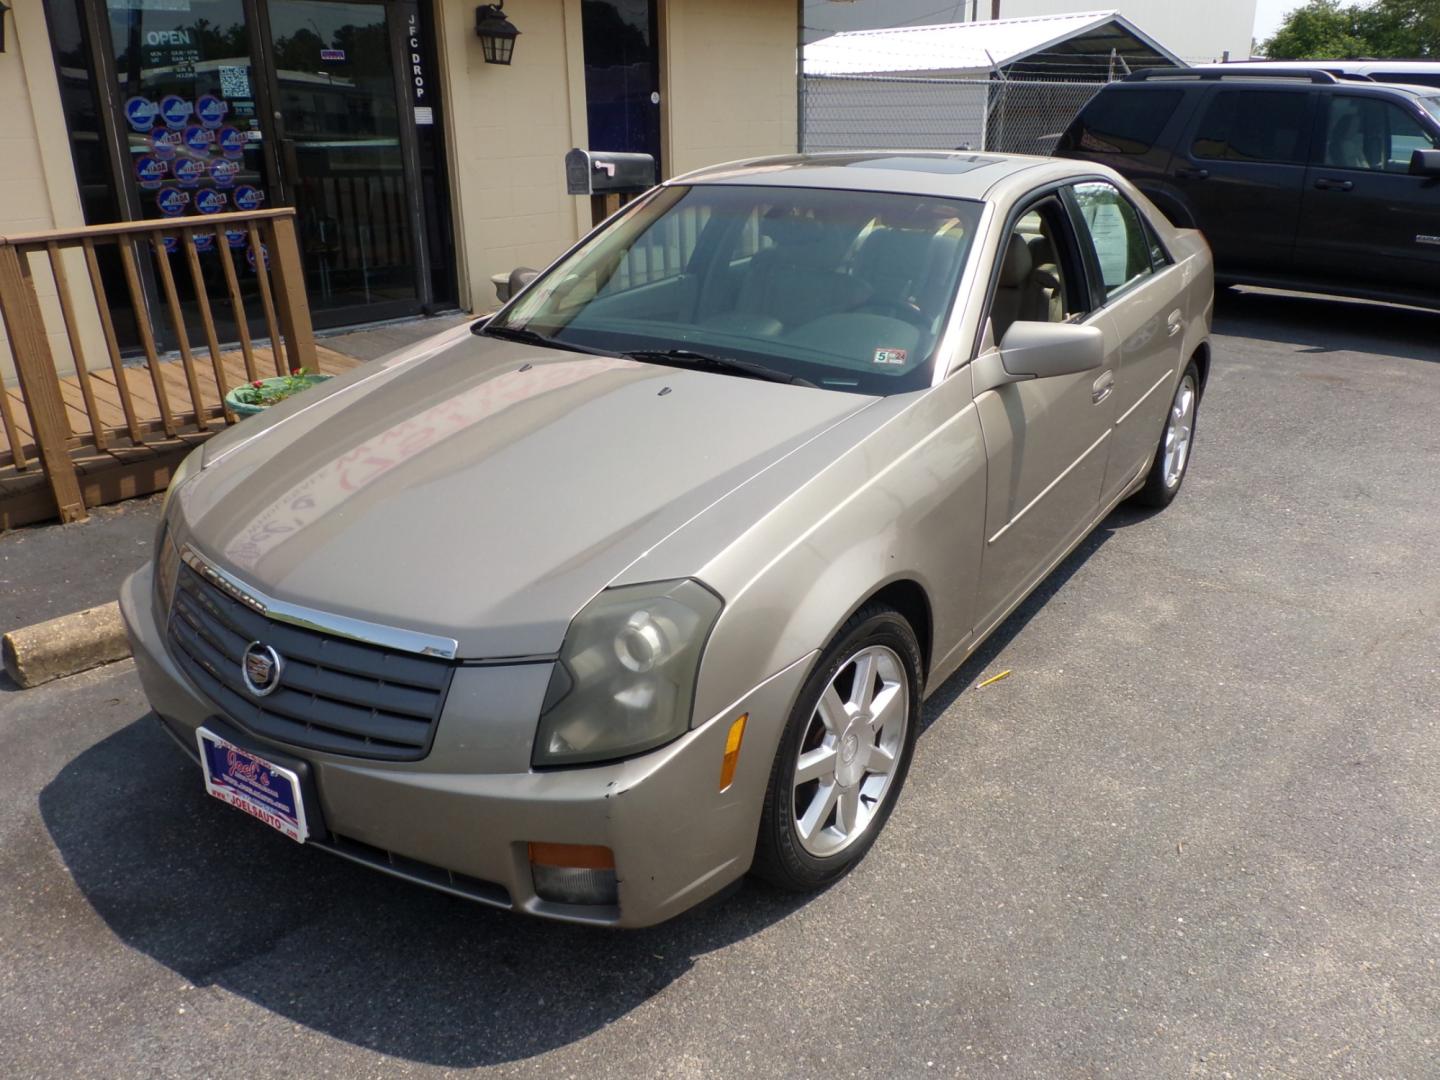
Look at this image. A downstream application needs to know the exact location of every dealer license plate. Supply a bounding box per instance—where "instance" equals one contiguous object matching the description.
[196,727,309,843]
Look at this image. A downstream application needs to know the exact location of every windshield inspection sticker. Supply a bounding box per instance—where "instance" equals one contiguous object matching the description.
[874,348,908,366]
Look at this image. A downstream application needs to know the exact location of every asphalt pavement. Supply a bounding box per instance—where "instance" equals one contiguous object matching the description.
[1,288,1437,1078]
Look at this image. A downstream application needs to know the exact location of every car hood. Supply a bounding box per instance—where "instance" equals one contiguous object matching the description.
[175,331,876,658]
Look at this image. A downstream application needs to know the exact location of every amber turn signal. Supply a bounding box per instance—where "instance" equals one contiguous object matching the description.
[718,713,748,792]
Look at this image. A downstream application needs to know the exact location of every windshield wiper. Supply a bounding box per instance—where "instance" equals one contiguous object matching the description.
[478,323,616,357]
[622,348,816,388]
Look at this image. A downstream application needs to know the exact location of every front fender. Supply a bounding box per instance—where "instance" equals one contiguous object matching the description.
[691,375,988,730]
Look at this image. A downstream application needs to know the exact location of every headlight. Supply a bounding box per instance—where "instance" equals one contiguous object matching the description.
[154,448,201,616]
[533,580,722,767]
[160,446,203,520]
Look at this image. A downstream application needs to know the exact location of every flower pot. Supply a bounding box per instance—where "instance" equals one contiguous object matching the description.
[225,373,333,417]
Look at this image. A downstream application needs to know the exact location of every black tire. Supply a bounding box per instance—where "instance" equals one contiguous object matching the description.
[1131,359,1201,510]
[751,605,923,892]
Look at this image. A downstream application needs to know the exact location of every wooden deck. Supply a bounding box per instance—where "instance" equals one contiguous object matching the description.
[1,344,357,529]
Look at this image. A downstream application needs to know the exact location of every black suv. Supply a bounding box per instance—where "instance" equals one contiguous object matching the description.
[1055,69,1440,310]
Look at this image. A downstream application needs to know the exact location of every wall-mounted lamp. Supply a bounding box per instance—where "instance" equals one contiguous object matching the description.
[475,3,520,65]
[0,2,11,54]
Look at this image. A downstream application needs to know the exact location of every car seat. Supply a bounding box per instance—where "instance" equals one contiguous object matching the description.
[703,211,871,336]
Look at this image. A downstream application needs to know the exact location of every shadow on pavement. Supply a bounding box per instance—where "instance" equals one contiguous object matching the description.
[919,508,1134,726]
[1214,288,1440,363]
[40,717,809,1068]
[39,502,1140,1067]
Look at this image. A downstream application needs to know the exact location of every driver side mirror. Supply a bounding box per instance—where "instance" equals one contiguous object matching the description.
[1410,149,1440,177]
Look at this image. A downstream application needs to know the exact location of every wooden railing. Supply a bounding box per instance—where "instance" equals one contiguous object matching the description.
[0,209,318,527]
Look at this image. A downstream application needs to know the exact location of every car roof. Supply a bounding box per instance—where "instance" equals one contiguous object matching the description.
[1221,60,1440,74]
[668,152,1089,201]
[1116,69,1438,100]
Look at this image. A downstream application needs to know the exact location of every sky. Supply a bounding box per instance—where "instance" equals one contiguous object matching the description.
[1253,0,1306,44]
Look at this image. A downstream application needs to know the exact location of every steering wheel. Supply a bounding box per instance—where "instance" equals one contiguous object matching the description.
[858,299,929,328]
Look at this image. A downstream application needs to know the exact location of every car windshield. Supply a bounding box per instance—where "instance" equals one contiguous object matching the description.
[1420,94,1440,125]
[487,184,983,394]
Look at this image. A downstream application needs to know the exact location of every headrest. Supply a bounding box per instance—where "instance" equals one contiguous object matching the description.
[760,211,823,249]
[999,232,1033,288]
[1026,233,1057,268]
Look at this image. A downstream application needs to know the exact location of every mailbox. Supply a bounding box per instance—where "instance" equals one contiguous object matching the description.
[565,148,656,196]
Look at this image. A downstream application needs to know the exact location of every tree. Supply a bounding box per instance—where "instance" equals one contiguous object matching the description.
[1262,0,1439,59]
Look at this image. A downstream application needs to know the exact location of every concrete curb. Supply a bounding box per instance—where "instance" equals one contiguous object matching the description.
[2,603,131,689]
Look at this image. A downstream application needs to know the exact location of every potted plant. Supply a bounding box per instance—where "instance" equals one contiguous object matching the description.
[225,368,333,417]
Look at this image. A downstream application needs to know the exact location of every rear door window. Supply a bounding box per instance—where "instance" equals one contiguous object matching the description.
[1060,89,1184,155]
[1068,182,1157,303]
[1191,90,1310,163]
[1321,95,1440,172]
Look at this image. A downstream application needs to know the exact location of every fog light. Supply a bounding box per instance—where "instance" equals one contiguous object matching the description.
[528,842,618,906]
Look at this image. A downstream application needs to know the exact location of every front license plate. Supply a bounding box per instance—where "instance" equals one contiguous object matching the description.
[196,727,309,843]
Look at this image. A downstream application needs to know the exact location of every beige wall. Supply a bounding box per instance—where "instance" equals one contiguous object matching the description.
[1,2,103,386]
[438,0,798,316]
[661,0,798,177]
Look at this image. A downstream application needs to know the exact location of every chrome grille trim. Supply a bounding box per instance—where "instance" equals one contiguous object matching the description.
[179,545,459,660]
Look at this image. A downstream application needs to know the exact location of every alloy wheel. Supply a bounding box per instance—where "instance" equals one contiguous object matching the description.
[791,644,910,858]
[1163,373,1198,489]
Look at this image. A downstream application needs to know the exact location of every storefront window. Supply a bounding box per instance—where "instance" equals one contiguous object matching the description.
[108,0,270,242]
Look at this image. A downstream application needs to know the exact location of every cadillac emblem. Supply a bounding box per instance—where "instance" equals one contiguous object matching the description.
[241,641,283,698]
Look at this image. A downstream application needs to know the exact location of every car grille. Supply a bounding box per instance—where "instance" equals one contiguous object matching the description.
[166,562,454,761]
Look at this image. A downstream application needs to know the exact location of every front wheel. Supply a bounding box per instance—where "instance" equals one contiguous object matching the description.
[1132,360,1200,509]
[752,606,922,892]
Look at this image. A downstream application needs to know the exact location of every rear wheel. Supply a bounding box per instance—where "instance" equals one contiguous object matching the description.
[1132,360,1200,509]
[752,606,921,891]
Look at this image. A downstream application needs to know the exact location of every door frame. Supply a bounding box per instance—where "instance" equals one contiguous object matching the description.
[248,0,433,327]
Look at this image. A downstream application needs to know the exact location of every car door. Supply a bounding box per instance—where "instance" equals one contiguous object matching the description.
[971,192,1116,635]
[1295,92,1440,298]
[1066,180,1188,505]
[1170,86,1314,276]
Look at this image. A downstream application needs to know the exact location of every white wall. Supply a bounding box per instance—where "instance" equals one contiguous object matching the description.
[804,1,1258,63]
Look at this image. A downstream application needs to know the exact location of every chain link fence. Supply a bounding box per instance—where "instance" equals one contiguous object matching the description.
[801,75,1106,156]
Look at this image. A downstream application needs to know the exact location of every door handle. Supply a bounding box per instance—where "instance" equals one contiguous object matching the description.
[1314,177,1354,192]
[1176,166,1209,180]
[1167,309,1183,337]
[1092,371,1115,405]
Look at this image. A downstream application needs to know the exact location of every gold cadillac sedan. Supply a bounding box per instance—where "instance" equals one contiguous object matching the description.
[120,153,1213,926]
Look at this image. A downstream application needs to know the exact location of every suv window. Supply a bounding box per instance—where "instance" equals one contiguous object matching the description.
[1191,90,1309,163]
[1322,95,1440,172]
[1069,182,1156,303]
[1059,89,1183,155]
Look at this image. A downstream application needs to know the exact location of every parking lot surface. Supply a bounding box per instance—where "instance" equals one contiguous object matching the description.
[2,289,1437,1078]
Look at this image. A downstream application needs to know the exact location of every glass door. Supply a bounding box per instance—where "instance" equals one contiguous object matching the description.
[257,0,428,326]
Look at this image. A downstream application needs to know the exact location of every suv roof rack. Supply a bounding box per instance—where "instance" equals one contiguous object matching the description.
[1123,67,1343,84]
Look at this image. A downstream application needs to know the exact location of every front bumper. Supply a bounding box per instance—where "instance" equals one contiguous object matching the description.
[119,563,811,927]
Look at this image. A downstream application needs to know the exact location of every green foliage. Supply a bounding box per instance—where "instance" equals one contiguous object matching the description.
[1263,0,1440,59]
[231,369,314,407]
